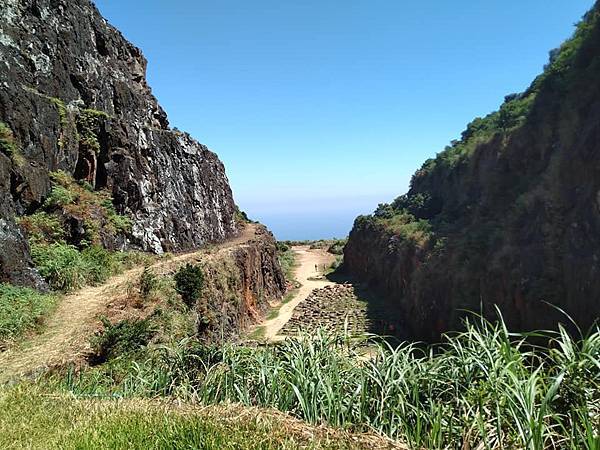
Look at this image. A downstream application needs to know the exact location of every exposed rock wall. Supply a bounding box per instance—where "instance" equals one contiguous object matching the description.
[345,4,600,341]
[198,225,286,342]
[0,0,237,286]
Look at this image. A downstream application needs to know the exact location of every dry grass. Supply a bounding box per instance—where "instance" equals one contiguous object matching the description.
[0,384,406,449]
[0,225,259,383]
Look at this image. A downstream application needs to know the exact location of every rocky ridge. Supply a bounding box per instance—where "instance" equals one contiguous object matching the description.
[345,3,600,340]
[0,0,237,286]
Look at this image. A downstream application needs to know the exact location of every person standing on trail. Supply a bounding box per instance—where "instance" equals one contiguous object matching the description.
[315,264,318,272]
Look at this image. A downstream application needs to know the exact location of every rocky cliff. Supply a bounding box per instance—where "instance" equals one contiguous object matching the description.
[0,0,237,287]
[198,224,286,342]
[345,3,600,341]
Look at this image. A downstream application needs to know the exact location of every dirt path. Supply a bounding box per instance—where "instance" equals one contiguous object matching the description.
[0,225,258,383]
[258,246,336,341]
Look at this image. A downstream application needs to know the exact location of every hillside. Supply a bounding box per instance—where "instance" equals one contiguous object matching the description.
[0,0,238,288]
[345,3,600,340]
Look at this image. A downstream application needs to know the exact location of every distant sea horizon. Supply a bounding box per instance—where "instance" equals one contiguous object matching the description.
[238,192,397,241]
[248,209,367,241]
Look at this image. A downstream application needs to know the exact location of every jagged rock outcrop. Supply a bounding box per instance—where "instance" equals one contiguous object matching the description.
[198,225,286,342]
[345,3,600,341]
[0,0,237,286]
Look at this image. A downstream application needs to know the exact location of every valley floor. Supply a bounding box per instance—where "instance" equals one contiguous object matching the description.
[252,245,405,342]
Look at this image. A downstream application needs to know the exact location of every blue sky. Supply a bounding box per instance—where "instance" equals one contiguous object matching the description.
[94,0,592,240]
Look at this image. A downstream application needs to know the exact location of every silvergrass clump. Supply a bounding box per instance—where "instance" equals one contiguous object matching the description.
[0,284,57,345]
[60,314,600,449]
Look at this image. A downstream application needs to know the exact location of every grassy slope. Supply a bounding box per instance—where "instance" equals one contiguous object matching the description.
[0,384,401,450]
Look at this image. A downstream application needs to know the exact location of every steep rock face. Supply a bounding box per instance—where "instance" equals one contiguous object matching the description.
[199,225,286,342]
[0,0,237,285]
[345,4,600,341]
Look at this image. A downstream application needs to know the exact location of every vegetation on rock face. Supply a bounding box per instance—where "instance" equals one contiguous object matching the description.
[56,316,599,449]
[0,284,56,345]
[345,5,600,339]
[0,121,25,166]
[17,171,137,292]
[276,243,297,282]
[0,121,18,156]
[76,108,108,155]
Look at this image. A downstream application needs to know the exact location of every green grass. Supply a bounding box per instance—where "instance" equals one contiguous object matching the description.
[0,384,386,449]
[277,247,297,281]
[58,315,599,449]
[0,284,57,345]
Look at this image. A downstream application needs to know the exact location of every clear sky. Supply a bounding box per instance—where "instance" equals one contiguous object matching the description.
[94,0,593,240]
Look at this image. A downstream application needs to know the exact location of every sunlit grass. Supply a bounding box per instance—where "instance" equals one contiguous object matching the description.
[58,314,600,449]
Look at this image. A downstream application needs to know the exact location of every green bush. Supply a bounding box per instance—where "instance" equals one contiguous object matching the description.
[326,239,346,255]
[91,317,155,362]
[276,242,290,253]
[18,212,64,244]
[0,284,56,344]
[139,267,158,299]
[30,243,119,292]
[30,242,87,292]
[174,264,204,308]
[277,248,297,281]
[81,245,117,285]
[43,185,76,209]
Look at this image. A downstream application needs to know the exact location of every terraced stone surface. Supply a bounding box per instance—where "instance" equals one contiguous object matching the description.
[280,283,404,338]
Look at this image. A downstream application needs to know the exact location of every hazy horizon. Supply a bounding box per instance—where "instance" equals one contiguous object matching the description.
[94,0,593,240]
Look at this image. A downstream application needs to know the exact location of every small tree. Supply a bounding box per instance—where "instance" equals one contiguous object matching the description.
[174,263,204,307]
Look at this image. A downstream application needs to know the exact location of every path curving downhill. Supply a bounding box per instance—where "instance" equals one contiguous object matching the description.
[258,246,336,341]
[0,225,259,383]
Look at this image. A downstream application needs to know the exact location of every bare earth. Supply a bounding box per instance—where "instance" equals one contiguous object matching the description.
[258,246,336,341]
[0,225,258,383]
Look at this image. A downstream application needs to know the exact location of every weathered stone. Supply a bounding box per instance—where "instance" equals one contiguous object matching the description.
[0,0,238,285]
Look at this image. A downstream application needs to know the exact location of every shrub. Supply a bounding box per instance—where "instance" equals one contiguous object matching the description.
[18,212,64,244]
[0,284,56,344]
[30,242,119,292]
[276,242,290,253]
[234,206,251,224]
[76,108,108,155]
[81,245,117,285]
[139,267,158,299]
[277,248,297,281]
[327,239,346,255]
[174,264,204,308]
[91,317,155,362]
[43,185,76,209]
[30,242,87,292]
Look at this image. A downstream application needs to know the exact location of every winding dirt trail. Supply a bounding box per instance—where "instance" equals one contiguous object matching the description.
[0,225,258,383]
[258,246,336,341]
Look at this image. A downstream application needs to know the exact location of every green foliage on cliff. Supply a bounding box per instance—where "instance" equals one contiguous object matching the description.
[76,108,108,154]
[0,121,26,165]
[349,7,600,330]
[0,121,18,156]
[18,171,141,292]
[20,170,132,246]
[0,284,57,345]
